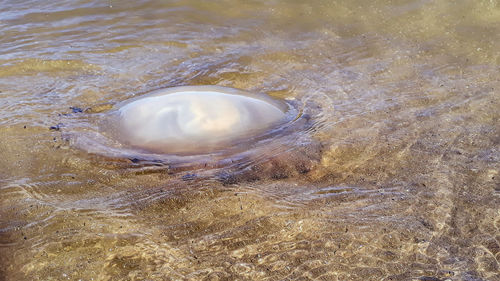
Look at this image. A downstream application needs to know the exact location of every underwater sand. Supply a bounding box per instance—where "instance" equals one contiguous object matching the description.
[0,0,499,280]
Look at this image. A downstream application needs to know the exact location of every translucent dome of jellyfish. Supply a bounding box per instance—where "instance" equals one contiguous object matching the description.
[112,86,288,154]
[69,86,332,181]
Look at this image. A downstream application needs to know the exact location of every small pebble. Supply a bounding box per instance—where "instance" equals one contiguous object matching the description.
[70,106,83,113]
[49,123,64,131]
[182,173,197,181]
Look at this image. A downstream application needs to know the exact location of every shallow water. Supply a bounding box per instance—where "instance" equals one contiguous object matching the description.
[1,0,499,280]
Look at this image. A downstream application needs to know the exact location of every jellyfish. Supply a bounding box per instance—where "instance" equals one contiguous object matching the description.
[69,85,325,182]
[111,86,288,154]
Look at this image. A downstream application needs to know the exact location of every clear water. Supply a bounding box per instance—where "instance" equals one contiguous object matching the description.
[0,0,499,280]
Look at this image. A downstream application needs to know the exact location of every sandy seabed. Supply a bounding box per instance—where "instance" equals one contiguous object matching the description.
[0,0,499,280]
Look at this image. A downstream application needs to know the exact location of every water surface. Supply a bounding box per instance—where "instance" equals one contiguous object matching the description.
[0,0,499,280]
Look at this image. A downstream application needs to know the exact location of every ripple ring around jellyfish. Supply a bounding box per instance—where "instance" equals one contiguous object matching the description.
[69,86,329,182]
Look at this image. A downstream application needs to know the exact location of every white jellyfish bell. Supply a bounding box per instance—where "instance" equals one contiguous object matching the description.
[108,86,290,154]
